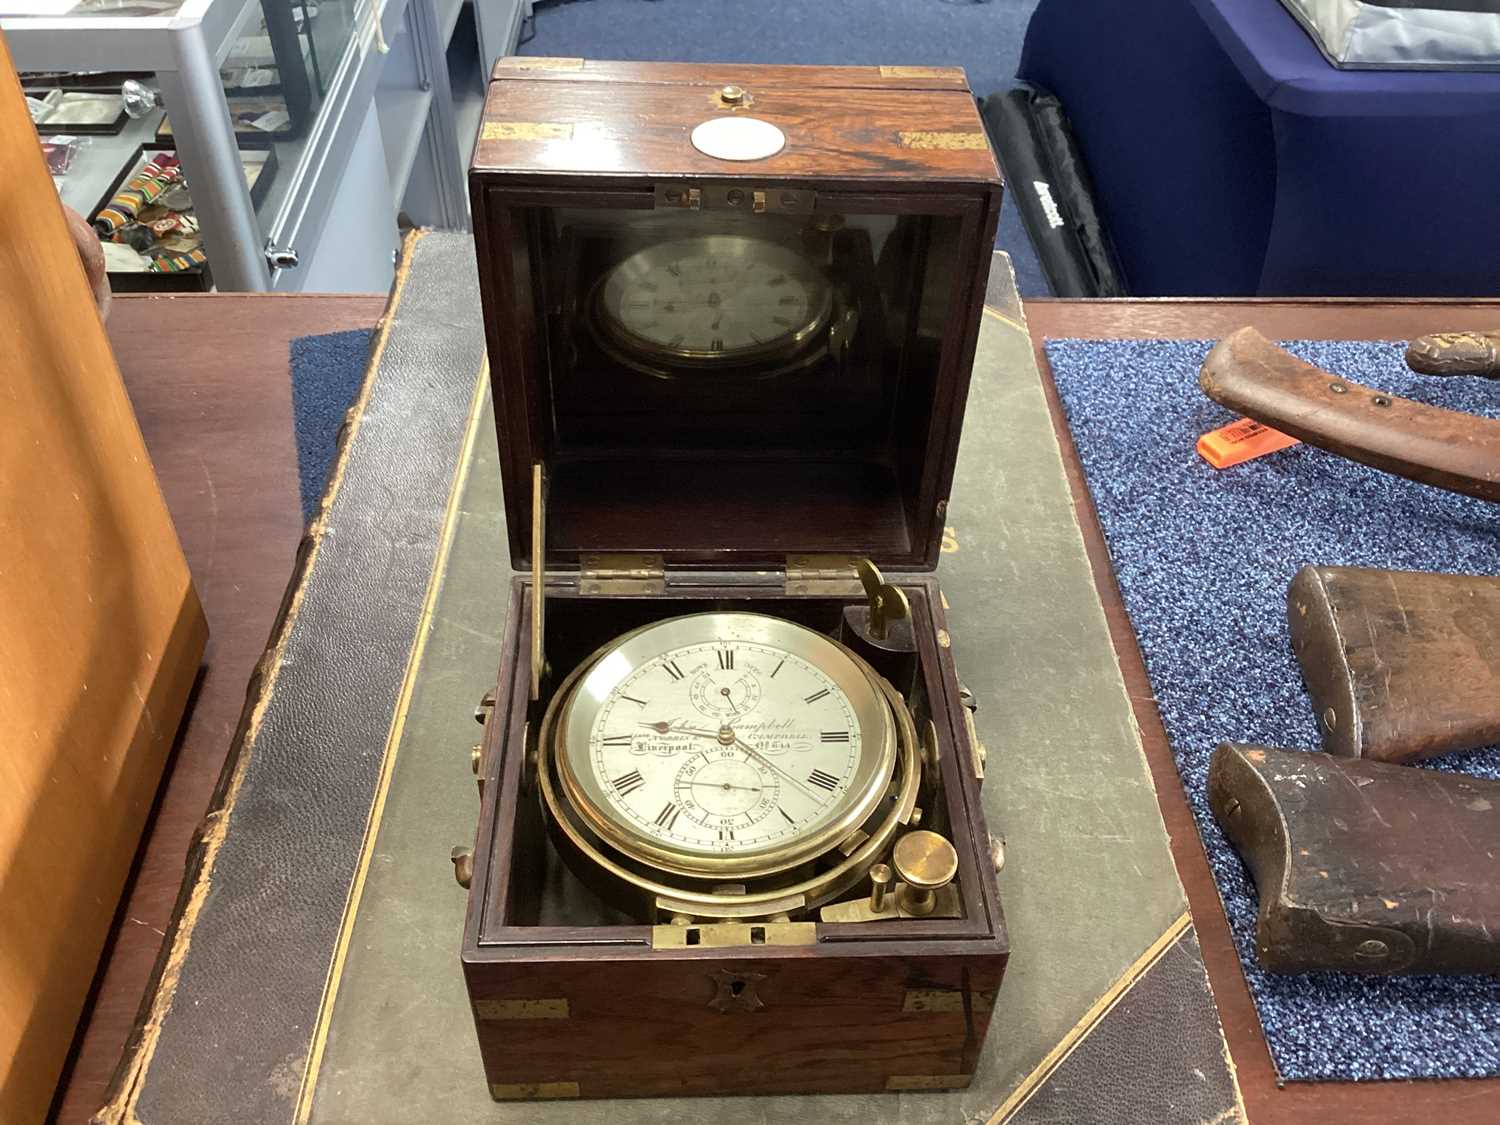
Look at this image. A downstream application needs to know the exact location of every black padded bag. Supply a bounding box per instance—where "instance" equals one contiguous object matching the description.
[981,84,1128,297]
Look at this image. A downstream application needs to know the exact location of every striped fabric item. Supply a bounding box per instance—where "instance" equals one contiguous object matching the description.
[93,154,183,235]
[150,248,208,274]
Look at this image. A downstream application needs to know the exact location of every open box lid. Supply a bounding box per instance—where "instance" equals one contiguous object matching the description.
[469,59,1002,576]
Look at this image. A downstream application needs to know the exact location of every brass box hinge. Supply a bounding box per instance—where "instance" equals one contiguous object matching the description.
[784,554,863,596]
[654,183,815,214]
[577,553,666,595]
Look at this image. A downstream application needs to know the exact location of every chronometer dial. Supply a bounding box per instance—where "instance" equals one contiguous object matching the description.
[588,640,859,855]
[597,235,832,368]
[555,613,895,877]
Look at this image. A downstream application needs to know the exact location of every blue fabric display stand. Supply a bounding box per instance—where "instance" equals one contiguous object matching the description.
[1018,0,1500,297]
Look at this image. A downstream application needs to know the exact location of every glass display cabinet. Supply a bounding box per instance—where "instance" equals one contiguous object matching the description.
[4,0,512,289]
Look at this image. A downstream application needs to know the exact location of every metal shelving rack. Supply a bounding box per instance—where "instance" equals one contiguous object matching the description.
[5,0,505,290]
[6,0,280,288]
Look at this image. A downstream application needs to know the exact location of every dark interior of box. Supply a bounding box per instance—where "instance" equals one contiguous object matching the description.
[486,584,980,935]
[511,201,967,566]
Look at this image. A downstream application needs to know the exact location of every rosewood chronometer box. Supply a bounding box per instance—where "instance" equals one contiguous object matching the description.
[462,57,1007,1101]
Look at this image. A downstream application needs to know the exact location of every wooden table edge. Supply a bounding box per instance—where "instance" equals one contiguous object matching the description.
[51,293,389,1125]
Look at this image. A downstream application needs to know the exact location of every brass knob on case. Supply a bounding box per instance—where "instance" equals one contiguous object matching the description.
[719,84,747,105]
[451,846,474,889]
[892,830,958,917]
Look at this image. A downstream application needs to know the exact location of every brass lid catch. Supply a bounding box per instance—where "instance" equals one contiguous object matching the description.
[856,559,911,640]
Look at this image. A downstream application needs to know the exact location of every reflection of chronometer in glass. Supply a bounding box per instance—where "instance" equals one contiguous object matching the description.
[591,233,852,378]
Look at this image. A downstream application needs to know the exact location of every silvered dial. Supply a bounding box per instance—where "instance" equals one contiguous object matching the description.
[597,234,832,369]
[556,613,895,877]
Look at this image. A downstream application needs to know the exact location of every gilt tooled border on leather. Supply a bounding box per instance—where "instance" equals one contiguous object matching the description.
[96,231,487,1125]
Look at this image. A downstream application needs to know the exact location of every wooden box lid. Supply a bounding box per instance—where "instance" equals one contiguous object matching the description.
[473,59,999,188]
[470,60,1003,574]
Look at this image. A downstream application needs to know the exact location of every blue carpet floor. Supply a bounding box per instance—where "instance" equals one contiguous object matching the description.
[520,0,1047,296]
[1046,335,1500,1081]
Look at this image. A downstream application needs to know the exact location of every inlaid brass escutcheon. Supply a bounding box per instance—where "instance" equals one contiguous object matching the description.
[489,1081,580,1100]
[898,131,988,151]
[493,56,584,71]
[878,65,960,79]
[903,988,996,1014]
[476,998,570,1020]
[708,969,768,1013]
[481,121,574,142]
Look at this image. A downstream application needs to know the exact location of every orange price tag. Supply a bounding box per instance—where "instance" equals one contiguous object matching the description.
[1197,417,1300,469]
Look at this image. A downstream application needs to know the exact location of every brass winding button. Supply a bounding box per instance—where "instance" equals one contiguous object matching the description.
[893,829,958,916]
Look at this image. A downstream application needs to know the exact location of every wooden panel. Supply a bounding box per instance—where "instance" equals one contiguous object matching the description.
[1025,298,1500,1125]
[465,950,1001,1098]
[473,72,997,184]
[0,41,206,1125]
